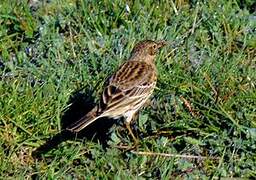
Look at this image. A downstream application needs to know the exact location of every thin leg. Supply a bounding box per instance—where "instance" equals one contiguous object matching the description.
[125,122,139,145]
[124,113,139,146]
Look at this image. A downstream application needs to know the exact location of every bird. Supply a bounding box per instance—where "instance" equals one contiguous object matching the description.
[67,40,167,144]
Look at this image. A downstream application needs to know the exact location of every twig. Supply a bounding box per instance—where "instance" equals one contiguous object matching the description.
[180,95,198,117]
[131,151,219,160]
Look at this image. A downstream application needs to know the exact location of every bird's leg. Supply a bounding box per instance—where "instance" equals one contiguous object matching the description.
[125,114,139,146]
[125,122,139,146]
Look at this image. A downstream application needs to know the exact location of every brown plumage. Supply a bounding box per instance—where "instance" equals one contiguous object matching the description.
[67,40,166,143]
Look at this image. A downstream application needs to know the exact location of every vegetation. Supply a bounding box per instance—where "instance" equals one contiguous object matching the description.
[0,0,255,178]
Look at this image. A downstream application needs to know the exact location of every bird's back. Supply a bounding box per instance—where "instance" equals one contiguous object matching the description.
[99,61,157,116]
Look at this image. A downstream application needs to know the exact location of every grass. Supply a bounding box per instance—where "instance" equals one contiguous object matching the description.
[0,0,256,178]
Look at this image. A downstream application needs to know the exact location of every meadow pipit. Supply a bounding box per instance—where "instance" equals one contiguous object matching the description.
[67,40,166,144]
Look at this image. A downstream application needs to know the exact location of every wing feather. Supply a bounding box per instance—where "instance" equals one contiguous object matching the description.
[99,61,156,116]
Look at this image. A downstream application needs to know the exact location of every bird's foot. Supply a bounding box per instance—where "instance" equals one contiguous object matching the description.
[114,142,139,151]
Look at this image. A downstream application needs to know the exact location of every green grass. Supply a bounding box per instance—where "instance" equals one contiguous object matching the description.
[0,0,256,178]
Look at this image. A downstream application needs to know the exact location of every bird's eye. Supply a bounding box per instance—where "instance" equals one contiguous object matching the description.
[149,45,156,55]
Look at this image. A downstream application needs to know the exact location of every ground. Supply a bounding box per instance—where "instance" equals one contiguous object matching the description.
[0,0,256,179]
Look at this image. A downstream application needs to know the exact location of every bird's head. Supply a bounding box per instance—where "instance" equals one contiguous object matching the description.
[130,40,167,63]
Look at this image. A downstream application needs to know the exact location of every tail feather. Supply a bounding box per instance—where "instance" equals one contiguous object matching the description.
[66,107,102,133]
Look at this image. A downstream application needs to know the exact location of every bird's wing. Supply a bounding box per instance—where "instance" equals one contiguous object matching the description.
[99,61,156,115]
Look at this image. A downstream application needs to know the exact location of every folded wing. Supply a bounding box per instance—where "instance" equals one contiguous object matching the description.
[99,61,156,117]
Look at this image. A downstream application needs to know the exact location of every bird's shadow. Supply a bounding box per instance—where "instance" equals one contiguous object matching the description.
[32,88,116,159]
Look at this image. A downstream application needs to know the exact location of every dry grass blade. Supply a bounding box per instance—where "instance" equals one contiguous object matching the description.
[131,151,219,160]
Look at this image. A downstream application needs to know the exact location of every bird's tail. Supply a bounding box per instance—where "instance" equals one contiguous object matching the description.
[66,107,102,133]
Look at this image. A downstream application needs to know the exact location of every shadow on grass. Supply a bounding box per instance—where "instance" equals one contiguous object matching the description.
[32,88,116,159]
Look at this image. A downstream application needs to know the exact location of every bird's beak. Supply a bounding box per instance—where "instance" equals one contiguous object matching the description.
[157,40,168,49]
